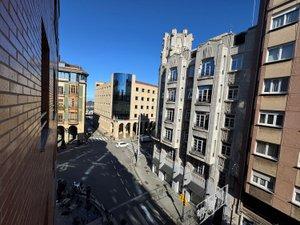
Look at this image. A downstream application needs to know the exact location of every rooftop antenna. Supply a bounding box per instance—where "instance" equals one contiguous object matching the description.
[252,0,256,26]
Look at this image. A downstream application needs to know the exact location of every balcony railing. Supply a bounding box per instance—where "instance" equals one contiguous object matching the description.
[218,156,230,171]
[227,73,239,85]
[221,129,233,143]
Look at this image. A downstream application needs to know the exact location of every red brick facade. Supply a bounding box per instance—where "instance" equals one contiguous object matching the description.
[0,0,59,225]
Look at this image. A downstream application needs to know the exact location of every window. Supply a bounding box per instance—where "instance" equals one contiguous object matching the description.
[151,114,153,117]
[218,171,226,188]
[153,90,155,94]
[198,85,212,103]
[255,141,279,160]
[187,65,195,77]
[58,86,64,95]
[151,106,154,109]
[224,115,235,129]
[147,98,150,101]
[227,86,238,100]
[221,143,231,157]
[168,88,176,102]
[146,106,149,109]
[134,114,137,118]
[58,113,63,123]
[292,187,300,206]
[251,170,275,192]
[148,89,150,93]
[69,112,78,121]
[135,96,138,100]
[263,77,288,94]
[58,71,69,80]
[193,136,206,156]
[142,88,145,92]
[141,105,144,109]
[135,105,138,109]
[195,112,209,130]
[271,7,299,30]
[141,97,144,101]
[259,111,284,127]
[169,67,178,82]
[242,217,254,225]
[194,163,205,176]
[152,98,155,102]
[70,85,77,94]
[165,128,173,141]
[267,42,294,62]
[231,54,243,71]
[201,58,214,76]
[136,87,139,92]
[166,109,175,122]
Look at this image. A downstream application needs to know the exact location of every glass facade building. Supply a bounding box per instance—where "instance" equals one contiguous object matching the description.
[112,73,132,119]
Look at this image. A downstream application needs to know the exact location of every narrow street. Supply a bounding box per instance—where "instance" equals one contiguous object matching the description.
[57,123,175,225]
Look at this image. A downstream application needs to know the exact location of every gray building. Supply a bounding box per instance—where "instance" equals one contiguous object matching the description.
[152,28,258,224]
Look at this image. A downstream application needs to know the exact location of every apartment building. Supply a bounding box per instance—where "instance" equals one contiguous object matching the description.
[57,62,88,143]
[94,73,157,139]
[0,0,59,225]
[242,0,300,224]
[152,28,259,224]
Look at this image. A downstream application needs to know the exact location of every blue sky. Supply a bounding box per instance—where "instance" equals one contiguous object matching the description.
[60,0,259,101]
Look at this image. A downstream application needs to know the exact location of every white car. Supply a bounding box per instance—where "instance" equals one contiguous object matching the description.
[115,142,129,148]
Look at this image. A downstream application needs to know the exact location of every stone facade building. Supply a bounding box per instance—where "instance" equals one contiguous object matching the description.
[57,62,88,143]
[152,28,259,224]
[94,73,157,139]
[0,0,59,225]
[242,0,300,224]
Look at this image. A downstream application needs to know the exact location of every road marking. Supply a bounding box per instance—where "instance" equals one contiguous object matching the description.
[109,192,148,212]
[57,162,75,171]
[125,187,131,197]
[140,204,157,224]
[133,206,150,225]
[84,165,95,175]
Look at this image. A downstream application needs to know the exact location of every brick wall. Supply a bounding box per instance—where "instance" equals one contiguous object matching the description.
[0,0,59,225]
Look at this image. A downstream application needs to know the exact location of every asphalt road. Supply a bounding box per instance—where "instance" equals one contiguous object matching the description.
[57,122,175,225]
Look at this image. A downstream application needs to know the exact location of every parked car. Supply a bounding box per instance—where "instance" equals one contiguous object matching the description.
[115,142,129,148]
[140,135,152,142]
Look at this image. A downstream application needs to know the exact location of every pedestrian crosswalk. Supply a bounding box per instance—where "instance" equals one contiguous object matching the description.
[88,136,109,142]
[110,199,169,225]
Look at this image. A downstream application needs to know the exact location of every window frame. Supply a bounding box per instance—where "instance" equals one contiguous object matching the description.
[221,143,231,157]
[166,108,175,122]
[255,140,279,161]
[200,57,214,77]
[270,7,299,30]
[167,88,176,102]
[165,128,173,142]
[169,67,178,82]
[292,186,300,207]
[227,86,239,100]
[266,42,295,63]
[197,85,212,103]
[195,111,209,130]
[251,170,275,192]
[262,77,289,94]
[258,111,284,128]
[193,136,206,156]
[231,54,243,71]
[224,115,235,129]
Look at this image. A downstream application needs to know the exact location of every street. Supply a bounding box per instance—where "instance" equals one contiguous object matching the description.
[57,124,175,225]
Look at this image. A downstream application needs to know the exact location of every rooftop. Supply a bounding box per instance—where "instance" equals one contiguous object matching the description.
[59,61,89,76]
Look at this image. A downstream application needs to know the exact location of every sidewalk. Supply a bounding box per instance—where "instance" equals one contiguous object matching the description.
[130,150,197,225]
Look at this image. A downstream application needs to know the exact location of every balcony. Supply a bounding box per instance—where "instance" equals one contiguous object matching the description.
[218,156,230,171]
[191,170,206,188]
[58,105,64,110]
[221,128,233,143]
[224,101,236,114]
[190,147,205,159]
[68,119,79,125]
[195,100,211,106]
